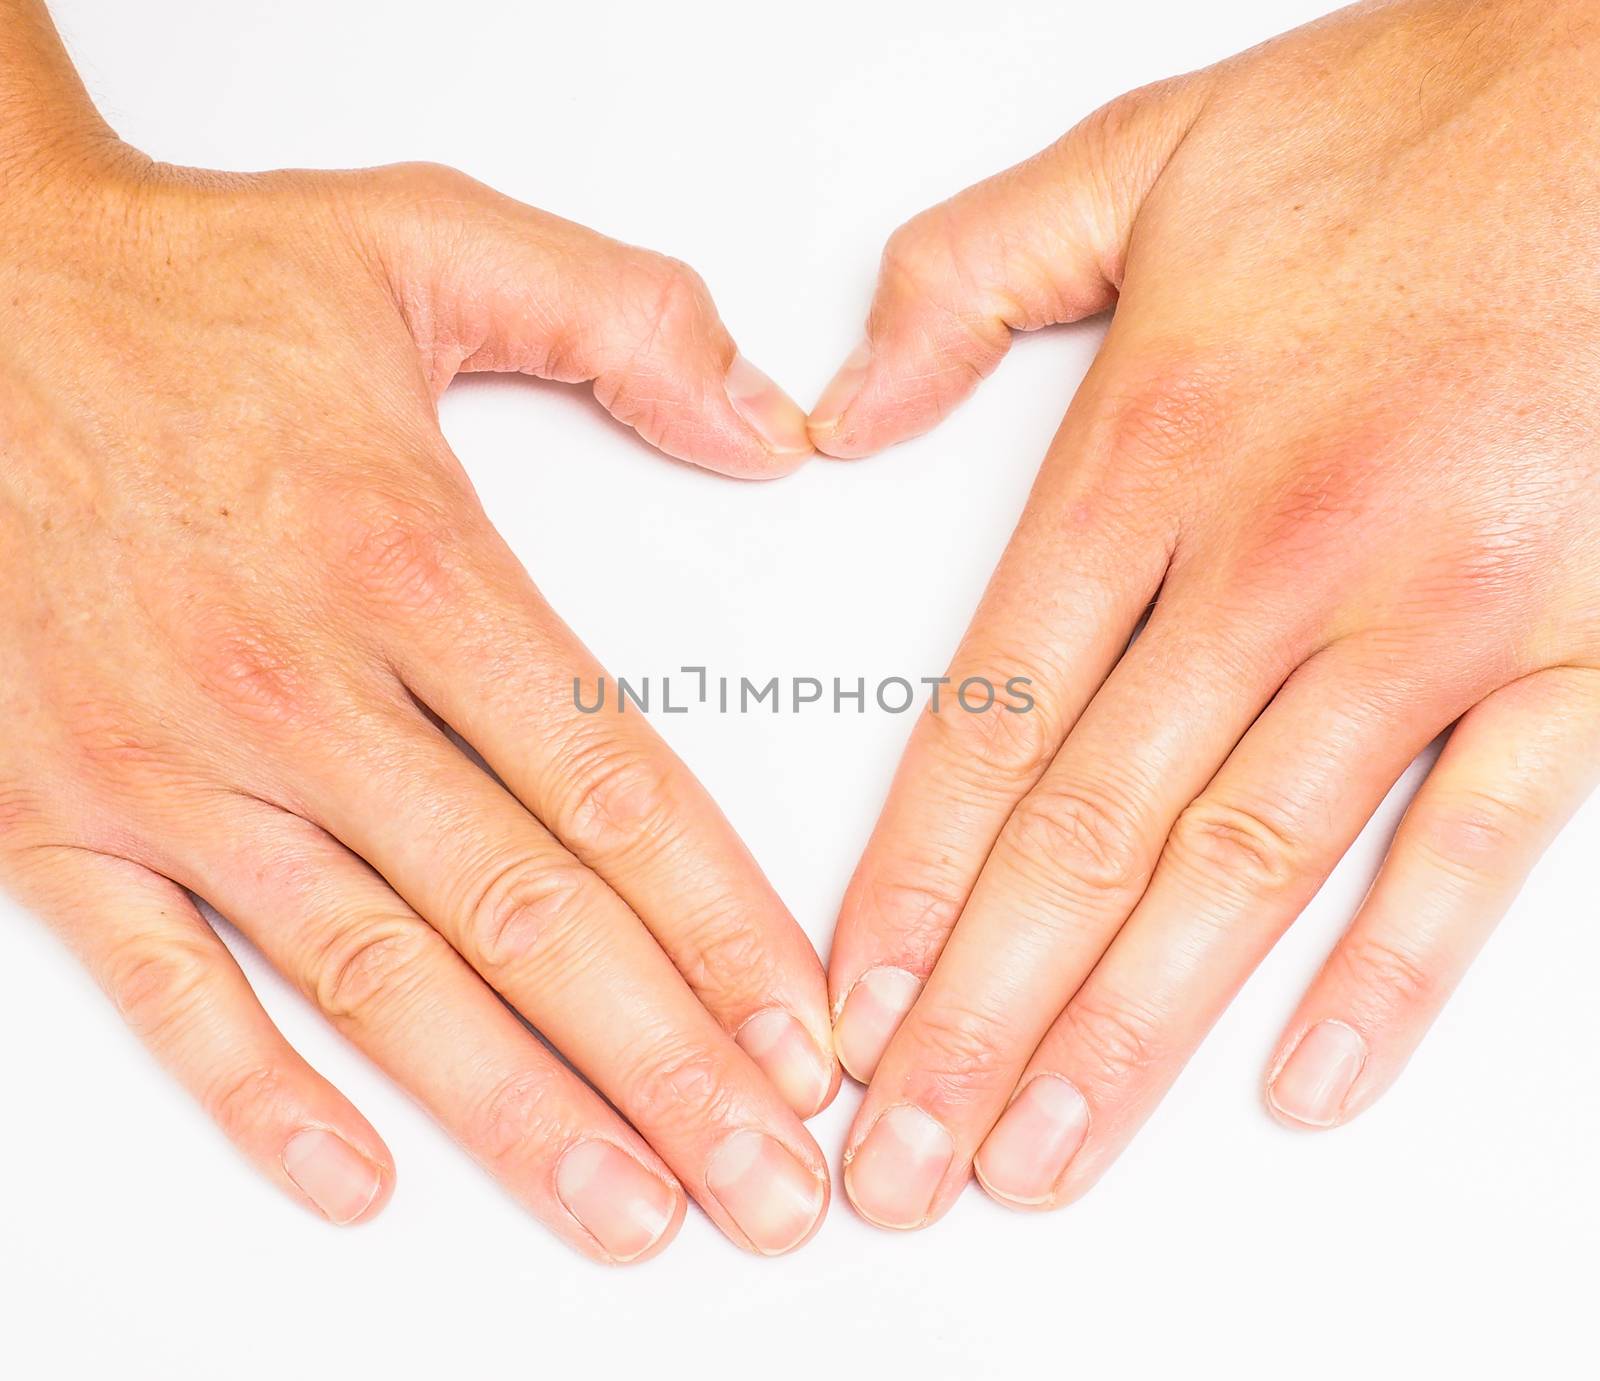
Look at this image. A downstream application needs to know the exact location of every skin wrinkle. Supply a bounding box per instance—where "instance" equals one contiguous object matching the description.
[0,0,831,1259]
[822,0,1600,1234]
[1,0,1597,1256]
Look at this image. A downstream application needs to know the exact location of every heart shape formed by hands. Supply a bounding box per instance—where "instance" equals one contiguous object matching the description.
[2,0,1597,1269]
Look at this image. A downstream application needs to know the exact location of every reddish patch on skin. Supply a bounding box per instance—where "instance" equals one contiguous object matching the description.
[1093,358,1239,473]
[187,622,306,728]
[1063,500,1098,532]
[842,874,964,981]
[316,481,468,620]
[338,510,452,614]
[1240,441,1384,568]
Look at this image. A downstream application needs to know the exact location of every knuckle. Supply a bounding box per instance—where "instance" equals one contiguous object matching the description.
[1075,76,1193,170]
[471,1068,563,1172]
[328,489,465,616]
[1004,783,1146,899]
[0,779,40,849]
[1410,788,1528,883]
[910,1006,1015,1111]
[552,737,679,862]
[881,215,943,285]
[379,160,479,198]
[625,1040,734,1135]
[356,161,489,226]
[670,903,773,1006]
[465,859,594,973]
[841,870,966,975]
[1439,513,1550,597]
[1167,795,1304,896]
[588,252,716,450]
[106,935,216,1042]
[62,696,177,781]
[1076,89,1146,158]
[205,1065,287,1142]
[617,252,713,344]
[1337,931,1437,1010]
[924,674,1058,789]
[646,254,711,307]
[310,918,434,1022]
[880,208,1009,365]
[882,208,962,297]
[1095,360,1232,469]
[182,616,306,730]
[1058,991,1167,1086]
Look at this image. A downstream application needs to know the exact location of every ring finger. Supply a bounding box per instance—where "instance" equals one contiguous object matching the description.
[972,643,1465,1207]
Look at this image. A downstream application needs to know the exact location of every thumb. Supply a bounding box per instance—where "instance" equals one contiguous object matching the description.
[357,162,810,478]
[809,75,1210,459]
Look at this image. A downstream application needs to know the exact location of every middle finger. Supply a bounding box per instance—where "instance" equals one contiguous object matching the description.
[298,697,829,1255]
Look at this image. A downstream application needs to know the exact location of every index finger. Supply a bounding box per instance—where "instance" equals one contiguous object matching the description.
[333,489,838,1117]
[829,373,1175,1081]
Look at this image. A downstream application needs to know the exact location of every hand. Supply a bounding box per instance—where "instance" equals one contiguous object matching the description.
[0,3,833,1262]
[814,0,1600,1227]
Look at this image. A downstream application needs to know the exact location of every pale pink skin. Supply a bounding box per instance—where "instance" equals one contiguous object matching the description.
[0,0,836,1262]
[819,0,1600,1228]
[9,0,1600,1263]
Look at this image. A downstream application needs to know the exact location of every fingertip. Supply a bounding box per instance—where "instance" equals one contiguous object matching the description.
[705,1129,829,1257]
[972,1074,1089,1209]
[588,1196,684,1267]
[1265,1019,1369,1130]
[724,354,813,467]
[806,421,879,461]
[807,338,874,457]
[806,361,965,460]
[735,1007,839,1120]
[842,1103,953,1231]
[555,1139,684,1264]
[812,1058,843,1117]
[832,965,921,1084]
[281,1124,393,1226]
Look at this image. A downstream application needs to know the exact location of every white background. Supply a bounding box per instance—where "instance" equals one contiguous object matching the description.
[3,1,1595,1376]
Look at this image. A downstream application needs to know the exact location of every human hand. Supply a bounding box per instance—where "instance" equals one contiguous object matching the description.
[0,3,833,1262]
[814,0,1600,1226]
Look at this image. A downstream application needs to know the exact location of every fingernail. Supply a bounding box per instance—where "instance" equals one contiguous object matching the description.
[736,1008,833,1118]
[844,1104,953,1230]
[974,1075,1089,1206]
[282,1127,382,1225]
[725,354,811,456]
[808,337,872,435]
[1269,1020,1367,1127]
[556,1140,677,1262]
[705,1130,825,1256]
[833,965,921,1082]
